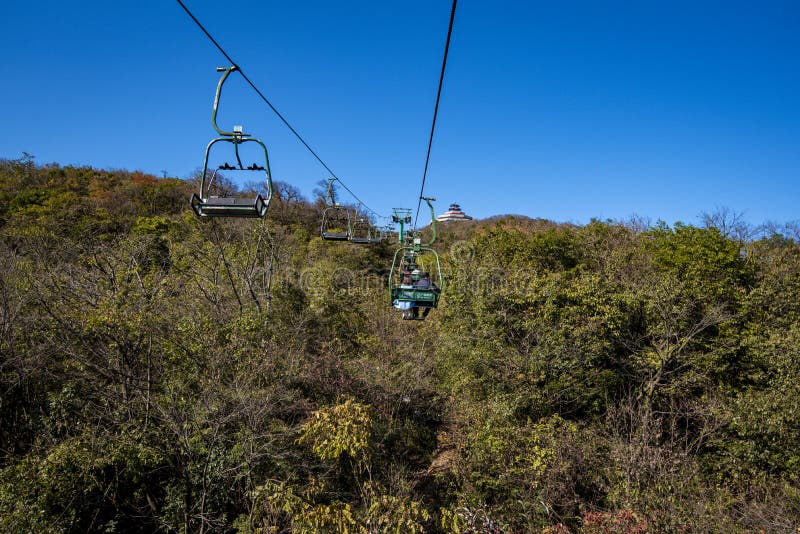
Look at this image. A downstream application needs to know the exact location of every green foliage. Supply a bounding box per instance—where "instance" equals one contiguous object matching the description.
[646,222,753,303]
[245,480,430,533]
[364,492,430,534]
[1,159,799,532]
[298,397,372,465]
[453,413,598,530]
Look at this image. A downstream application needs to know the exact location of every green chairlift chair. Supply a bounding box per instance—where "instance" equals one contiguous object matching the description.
[320,178,352,240]
[389,198,442,320]
[191,66,272,218]
[349,216,376,244]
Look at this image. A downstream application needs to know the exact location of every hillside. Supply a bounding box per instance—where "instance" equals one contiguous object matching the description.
[1,155,799,532]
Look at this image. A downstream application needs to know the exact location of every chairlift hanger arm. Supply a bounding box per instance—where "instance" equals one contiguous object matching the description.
[212,66,248,138]
[326,177,338,206]
[420,196,437,247]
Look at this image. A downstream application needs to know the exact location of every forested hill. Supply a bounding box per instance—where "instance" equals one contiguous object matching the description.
[2,156,799,533]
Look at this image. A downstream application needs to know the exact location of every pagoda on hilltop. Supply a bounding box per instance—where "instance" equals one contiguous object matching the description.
[436,202,473,222]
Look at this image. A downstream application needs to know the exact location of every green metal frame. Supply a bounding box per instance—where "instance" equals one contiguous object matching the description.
[389,246,443,308]
[349,216,374,244]
[389,197,442,318]
[191,66,273,218]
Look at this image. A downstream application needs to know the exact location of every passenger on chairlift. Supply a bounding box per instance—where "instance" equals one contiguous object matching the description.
[401,271,413,288]
[415,272,432,289]
[389,198,441,321]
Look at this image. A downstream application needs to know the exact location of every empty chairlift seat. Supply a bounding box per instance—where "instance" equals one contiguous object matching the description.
[190,66,273,219]
[321,206,352,240]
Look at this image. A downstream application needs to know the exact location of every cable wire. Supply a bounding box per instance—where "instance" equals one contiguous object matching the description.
[413,0,458,229]
[176,0,385,219]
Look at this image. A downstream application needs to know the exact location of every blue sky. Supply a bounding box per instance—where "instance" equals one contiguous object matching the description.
[1,1,798,225]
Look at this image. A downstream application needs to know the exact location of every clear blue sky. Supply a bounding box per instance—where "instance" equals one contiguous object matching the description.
[2,1,798,225]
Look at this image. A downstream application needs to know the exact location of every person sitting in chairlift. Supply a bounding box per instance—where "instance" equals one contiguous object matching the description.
[400,271,413,288]
[418,273,436,319]
[415,272,432,289]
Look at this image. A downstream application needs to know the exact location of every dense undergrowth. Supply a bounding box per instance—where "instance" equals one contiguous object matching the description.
[1,154,799,532]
